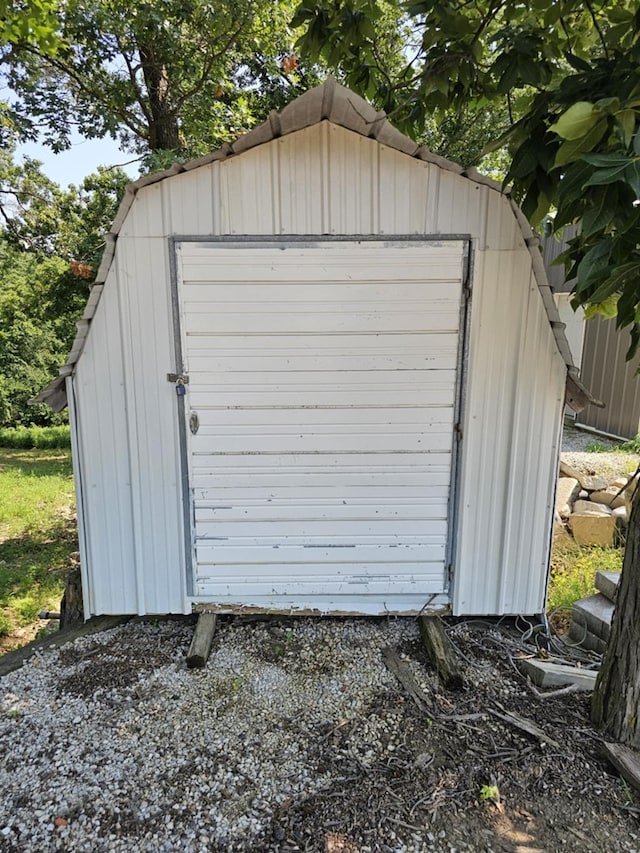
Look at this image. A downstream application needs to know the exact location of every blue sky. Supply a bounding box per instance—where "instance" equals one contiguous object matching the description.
[18,131,141,188]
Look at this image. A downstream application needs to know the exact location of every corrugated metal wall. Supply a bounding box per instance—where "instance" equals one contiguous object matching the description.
[75,121,564,615]
[577,316,640,438]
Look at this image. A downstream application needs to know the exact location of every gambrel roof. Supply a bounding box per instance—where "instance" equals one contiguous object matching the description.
[33,78,595,411]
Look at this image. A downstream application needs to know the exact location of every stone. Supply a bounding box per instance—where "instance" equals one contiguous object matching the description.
[555,477,580,517]
[590,488,620,507]
[579,474,609,492]
[572,499,611,516]
[595,571,620,603]
[612,505,629,525]
[579,489,589,500]
[572,594,615,641]
[560,461,583,480]
[569,512,617,546]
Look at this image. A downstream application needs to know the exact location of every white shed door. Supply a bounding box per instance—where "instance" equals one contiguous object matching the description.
[178,241,466,614]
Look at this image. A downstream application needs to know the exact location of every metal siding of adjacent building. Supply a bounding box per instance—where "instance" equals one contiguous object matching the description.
[83,121,563,615]
[453,253,565,615]
[577,316,640,438]
[71,270,138,614]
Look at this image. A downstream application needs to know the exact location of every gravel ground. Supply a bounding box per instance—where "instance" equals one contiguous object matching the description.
[561,421,639,479]
[1,617,638,852]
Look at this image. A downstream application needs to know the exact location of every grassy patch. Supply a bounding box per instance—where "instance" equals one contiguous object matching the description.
[548,531,623,614]
[0,449,76,649]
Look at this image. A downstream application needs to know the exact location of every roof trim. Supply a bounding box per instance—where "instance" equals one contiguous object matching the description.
[32,78,580,410]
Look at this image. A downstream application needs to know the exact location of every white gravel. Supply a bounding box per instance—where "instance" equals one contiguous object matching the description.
[561,422,639,479]
[0,618,432,853]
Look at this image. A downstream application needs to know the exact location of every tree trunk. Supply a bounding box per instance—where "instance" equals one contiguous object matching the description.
[592,480,640,743]
[138,43,180,151]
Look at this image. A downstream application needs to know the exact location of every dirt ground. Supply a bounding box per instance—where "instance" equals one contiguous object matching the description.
[3,615,638,853]
[260,619,638,853]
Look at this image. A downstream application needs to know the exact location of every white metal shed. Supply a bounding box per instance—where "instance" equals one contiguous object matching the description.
[36,80,590,619]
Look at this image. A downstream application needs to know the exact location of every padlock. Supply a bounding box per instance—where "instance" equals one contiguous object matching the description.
[175,380,186,396]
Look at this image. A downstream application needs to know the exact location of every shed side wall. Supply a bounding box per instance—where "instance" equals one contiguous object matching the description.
[83,121,562,615]
[72,266,138,613]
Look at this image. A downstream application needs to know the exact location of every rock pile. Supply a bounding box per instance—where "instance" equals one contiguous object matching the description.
[556,461,637,547]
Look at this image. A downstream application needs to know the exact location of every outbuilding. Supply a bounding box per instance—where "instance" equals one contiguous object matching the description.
[36,80,591,619]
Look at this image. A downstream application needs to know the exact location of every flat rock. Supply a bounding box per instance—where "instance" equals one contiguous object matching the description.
[590,487,621,507]
[612,505,629,525]
[518,659,598,691]
[568,622,607,654]
[580,474,609,492]
[560,461,583,480]
[570,512,618,546]
[572,594,615,641]
[595,571,620,603]
[556,477,580,517]
[572,499,611,516]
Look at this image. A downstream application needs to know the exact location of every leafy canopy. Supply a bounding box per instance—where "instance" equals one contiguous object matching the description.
[294,0,640,353]
[3,0,323,167]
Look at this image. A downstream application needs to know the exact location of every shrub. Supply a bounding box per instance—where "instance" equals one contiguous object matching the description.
[0,425,71,449]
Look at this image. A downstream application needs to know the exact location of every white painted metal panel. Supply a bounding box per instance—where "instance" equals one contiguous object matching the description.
[77,119,565,617]
[454,252,565,615]
[179,241,465,612]
[114,237,190,613]
[72,270,137,614]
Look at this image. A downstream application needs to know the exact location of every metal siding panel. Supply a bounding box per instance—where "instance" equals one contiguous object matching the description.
[276,126,324,234]
[325,123,377,234]
[219,144,278,234]
[73,269,137,614]
[162,169,215,235]
[377,146,429,235]
[116,238,188,613]
[454,251,563,615]
[577,316,640,437]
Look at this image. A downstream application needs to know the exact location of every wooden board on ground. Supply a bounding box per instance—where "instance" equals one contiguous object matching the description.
[602,742,640,793]
[518,659,598,691]
[418,616,464,689]
[489,707,560,748]
[382,646,431,712]
[187,612,218,668]
[0,615,130,679]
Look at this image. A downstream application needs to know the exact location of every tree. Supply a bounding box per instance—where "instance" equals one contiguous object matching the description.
[0,153,129,424]
[2,0,322,167]
[294,0,640,746]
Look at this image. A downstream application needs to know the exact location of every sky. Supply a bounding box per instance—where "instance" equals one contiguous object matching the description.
[17,131,141,188]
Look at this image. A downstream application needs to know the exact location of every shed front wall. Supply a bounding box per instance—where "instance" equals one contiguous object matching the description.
[75,121,563,616]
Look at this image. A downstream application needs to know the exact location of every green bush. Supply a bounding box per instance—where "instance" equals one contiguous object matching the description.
[0,425,71,449]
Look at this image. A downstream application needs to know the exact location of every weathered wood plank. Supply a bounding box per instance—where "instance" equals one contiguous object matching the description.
[186,613,218,669]
[518,659,598,691]
[418,616,464,689]
[382,647,431,712]
[602,742,640,793]
[489,708,560,748]
[0,616,130,679]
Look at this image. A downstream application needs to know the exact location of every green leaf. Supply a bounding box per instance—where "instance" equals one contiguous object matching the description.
[624,161,640,198]
[583,160,633,189]
[634,125,640,156]
[582,153,631,168]
[554,118,607,167]
[582,185,615,237]
[616,109,636,148]
[587,263,639,305]
[550,102,598,140]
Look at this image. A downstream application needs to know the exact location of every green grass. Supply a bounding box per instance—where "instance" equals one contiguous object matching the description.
[0,425,71,449]
[0,449,76,644]
[548,533,623,613]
